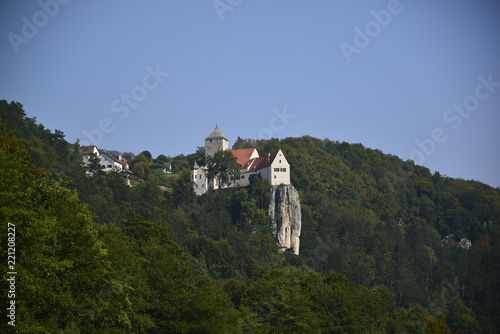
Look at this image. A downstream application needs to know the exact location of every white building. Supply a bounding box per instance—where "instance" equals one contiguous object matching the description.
[98,152,123,173]
[80,145,100,167]
[192,126,291,195]
[80,146,123,173]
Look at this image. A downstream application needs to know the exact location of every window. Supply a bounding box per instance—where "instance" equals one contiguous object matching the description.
[279,160,281,163]
[194,175,197,179]
[107,165,112,168]
[274,175,276,179]
[280,168,286,172]
[274,168,279,172]
[241,175,245,179]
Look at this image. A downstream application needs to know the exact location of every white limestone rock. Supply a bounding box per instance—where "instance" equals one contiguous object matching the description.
[269,185,302,255]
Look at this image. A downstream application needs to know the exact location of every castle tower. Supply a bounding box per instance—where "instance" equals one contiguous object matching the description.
[205,125,228,157]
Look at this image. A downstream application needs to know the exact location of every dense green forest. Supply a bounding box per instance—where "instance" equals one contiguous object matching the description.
[1,99,499,333]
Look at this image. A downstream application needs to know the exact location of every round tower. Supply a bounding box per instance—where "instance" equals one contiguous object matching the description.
[205,125,228,157]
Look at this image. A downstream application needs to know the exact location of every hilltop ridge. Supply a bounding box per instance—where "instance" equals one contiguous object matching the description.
[1,99,499,332]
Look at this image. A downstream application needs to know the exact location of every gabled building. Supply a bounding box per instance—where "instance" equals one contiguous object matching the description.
[98,152,123,173]
[163,162,172,173]
[118,156,129,170]
[80,145,100,167]
[192,125,291,195]
[80,146,124,174]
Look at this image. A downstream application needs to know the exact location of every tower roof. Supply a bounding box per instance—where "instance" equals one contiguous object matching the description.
[205,125,227,140]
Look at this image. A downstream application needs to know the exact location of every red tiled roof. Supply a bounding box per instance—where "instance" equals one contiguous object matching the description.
[246,151,279,173]
[80,145,97,155]
[230,148,257,167]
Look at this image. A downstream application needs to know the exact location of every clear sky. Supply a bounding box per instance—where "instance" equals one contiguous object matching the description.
[1,0,499,187]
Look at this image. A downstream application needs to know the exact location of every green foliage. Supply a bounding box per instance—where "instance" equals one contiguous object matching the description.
[0,100,84,181]
[121,214,240,333]
[206,149,241,189]
[0,125,128,333]
[88,155,104,174]
[130,153,151,178]
[232,136,256,149]
[192,146,206,167]
[172,169,195,207]
[170,154,190,174]
[2,101,499,332]
[139,150,152,161]
[154,153,169,164]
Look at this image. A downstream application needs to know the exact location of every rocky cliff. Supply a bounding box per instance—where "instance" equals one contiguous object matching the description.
[268,185,302,255]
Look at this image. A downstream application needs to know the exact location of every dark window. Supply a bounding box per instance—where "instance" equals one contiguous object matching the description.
[280,168,286,172]
[274,168,279,172]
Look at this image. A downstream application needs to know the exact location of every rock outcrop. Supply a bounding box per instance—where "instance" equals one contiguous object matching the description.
[268,185,301,255]
[440,233,472,250]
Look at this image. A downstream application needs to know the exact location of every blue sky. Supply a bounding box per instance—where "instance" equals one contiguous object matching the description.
[1,0,499,187]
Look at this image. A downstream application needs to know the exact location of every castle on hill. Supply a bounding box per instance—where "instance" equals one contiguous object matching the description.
[192,125,291,195]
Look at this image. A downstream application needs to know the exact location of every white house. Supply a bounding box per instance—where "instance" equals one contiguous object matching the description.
[80,146,124,173]
[192,126,291,195]
[80,145,100,167]
[163,162,172,173]
[98,152,123,173]
[118,156,129,170]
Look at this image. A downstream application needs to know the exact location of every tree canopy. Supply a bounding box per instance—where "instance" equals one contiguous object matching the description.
[206,149,241,189]
[1,99,499,333]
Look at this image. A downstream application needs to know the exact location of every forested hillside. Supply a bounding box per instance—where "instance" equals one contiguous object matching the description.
[1,100,499,333]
